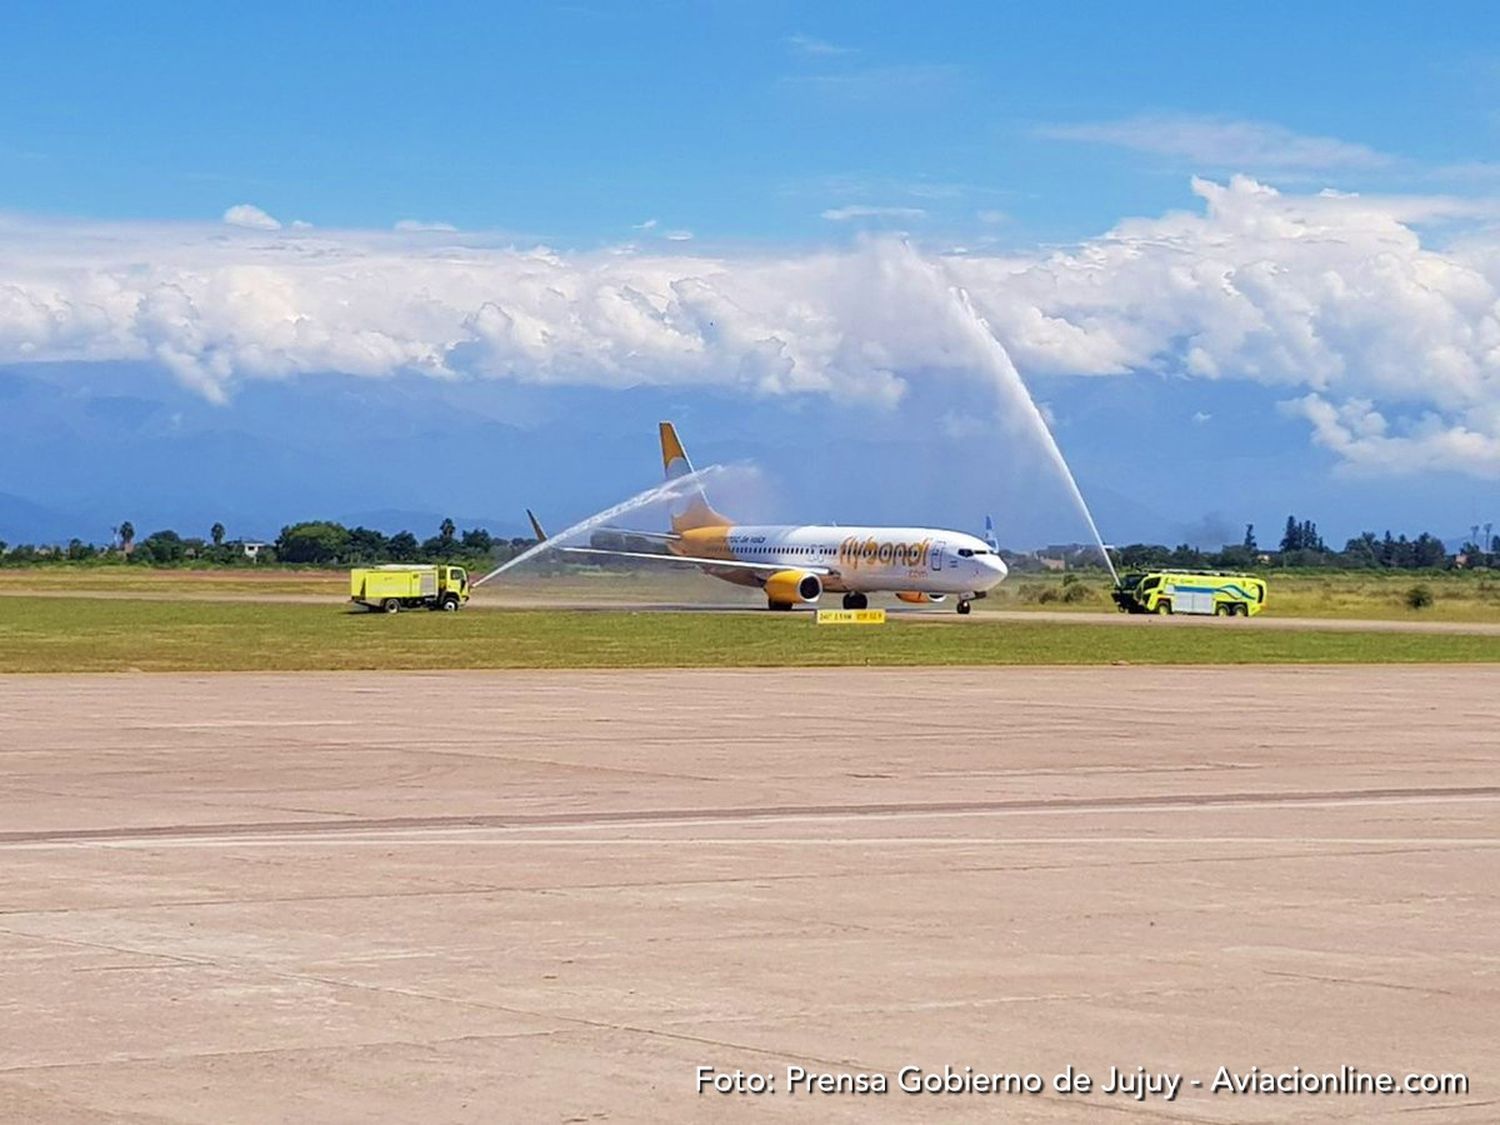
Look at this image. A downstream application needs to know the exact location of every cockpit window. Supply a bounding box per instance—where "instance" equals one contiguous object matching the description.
[958,548,973,557]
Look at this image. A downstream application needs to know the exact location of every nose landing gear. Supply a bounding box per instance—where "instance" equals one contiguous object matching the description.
[955,590,986,616]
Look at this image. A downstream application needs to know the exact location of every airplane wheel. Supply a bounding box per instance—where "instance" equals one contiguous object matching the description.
[957,600,972,616]
[768,601,793,612]
[842,593,868,610]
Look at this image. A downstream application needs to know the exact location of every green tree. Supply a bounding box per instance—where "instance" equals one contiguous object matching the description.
[140,529,186,563]
[1242,524,1256,551]
[1280,515,1300,553]
[1118,543,1170,571]
[346,526,389,561]
[1411,532,1447,569]
[118,521,135,552]
[210,522,225,546]
[275,521,351,564]
[439,518,456,543]
[387,531,419,561]
[1341,532,1380,568]
[460,527,494,555]
[1168,543,1204,568]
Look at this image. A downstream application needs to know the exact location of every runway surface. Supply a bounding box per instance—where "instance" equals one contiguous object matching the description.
[1,667,1496,1122]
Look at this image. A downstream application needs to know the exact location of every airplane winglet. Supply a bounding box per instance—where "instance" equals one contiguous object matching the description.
[526,509,547,542]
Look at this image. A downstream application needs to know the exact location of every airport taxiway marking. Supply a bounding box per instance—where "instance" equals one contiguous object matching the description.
[3,785,1496,848]
[3,837,1494,853]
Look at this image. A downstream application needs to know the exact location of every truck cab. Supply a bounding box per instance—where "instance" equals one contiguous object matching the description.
[443,566,469,603]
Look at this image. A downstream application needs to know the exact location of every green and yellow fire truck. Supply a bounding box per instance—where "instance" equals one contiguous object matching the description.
[350,565,470,613]
[1112,570,1266,617]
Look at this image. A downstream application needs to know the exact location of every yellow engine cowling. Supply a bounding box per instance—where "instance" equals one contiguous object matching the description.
[895,591,946,604]
[764,569,823,605]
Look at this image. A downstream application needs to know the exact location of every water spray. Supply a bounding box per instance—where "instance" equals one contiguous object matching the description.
[473,463,732,586]
[950,284,1119,584]
[953,283,1118,583]
[904,242,1118,584]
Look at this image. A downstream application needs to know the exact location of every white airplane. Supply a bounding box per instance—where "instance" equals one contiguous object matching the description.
[550,423,1008,614]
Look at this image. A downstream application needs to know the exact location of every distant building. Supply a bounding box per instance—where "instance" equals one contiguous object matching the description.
[242,541,269,560]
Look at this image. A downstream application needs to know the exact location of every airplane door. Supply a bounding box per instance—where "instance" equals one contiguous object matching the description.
[931,541,946,573]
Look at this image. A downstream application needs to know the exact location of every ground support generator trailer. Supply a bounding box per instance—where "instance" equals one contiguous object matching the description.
[1112,570,1266,617]
[350,565,470,612]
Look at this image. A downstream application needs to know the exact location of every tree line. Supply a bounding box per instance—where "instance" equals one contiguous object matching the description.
[0,519,539,568]
[1099,516,1496,573]
[1,512,1496,572]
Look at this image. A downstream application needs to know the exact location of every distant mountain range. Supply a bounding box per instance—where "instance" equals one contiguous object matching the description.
[1,361,1493,550]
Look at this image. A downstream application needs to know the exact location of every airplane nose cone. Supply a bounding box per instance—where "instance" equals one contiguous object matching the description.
[978,554,1007,588]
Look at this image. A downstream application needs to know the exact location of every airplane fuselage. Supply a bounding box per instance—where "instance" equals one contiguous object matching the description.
[675,524,1008,596]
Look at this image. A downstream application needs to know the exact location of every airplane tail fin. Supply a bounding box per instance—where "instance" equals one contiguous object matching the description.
[983,514,999,552]
[526,509,547,543]
[659,421,731,531]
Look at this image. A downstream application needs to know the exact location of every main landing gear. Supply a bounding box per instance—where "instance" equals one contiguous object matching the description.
[842,592,869,610]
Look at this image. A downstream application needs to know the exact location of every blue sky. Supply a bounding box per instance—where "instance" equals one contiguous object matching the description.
[7,2,1496,240]
[2,2,1499,547]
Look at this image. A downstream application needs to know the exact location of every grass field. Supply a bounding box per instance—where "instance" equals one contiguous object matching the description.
[5,565,1500,622]
[0,597,1495,673]
[993,569,1500,622]
[0,566,348,597]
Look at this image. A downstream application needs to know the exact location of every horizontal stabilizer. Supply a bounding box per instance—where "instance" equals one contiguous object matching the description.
[590,526,682,542]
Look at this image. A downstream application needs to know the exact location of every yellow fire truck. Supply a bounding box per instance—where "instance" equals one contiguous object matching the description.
[1112,570,1266,617]
[350,565,470,612]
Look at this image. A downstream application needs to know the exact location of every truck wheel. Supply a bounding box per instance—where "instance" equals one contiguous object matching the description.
[441,595,460,611]
[1156,600,1172,615]
[382,598,400,614]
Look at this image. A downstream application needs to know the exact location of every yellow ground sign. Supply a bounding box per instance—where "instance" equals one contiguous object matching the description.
[815,608,887,626]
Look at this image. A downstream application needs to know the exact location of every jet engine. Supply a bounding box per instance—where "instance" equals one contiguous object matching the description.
[764,569,823,606]
[895,591,946,604]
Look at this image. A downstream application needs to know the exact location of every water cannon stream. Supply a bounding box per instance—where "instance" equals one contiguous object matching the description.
[939,266,1118,584]
[473,463,733,587]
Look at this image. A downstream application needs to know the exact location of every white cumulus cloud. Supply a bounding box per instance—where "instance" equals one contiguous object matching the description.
[222,203,282,231]
[4,176,1500,477]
